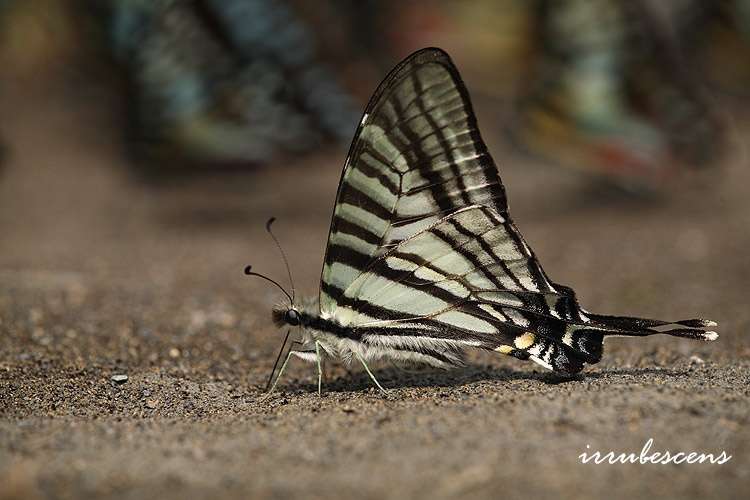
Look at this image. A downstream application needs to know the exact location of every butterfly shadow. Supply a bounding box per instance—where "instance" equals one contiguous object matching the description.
[289,364,691,395]
[579,366,691,381]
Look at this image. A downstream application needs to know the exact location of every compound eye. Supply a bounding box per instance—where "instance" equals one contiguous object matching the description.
[285,309,300,326]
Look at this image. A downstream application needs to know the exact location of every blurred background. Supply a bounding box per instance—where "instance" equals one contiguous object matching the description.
[1,1,749,499]
[2,0,747,179]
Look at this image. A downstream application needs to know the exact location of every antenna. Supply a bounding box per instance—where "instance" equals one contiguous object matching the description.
[265,217,296,303]
[244,265,293,305]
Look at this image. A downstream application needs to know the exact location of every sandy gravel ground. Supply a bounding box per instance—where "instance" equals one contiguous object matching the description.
[1,82,749,500]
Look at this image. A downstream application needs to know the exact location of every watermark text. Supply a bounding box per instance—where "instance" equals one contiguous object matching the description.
[579,438,732,465]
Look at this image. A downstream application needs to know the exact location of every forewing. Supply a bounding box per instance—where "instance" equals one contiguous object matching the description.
[320,48,508,314]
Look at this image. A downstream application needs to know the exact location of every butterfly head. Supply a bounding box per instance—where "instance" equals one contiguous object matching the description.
[271,303,302,328]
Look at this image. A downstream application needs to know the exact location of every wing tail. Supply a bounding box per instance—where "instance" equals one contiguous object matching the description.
[487,309,717,375]
[585,313,719,341]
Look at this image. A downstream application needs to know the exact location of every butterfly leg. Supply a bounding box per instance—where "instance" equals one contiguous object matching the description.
[315,341,323,396]
[265,349,295,396]
[265,341,318,396]
[354,351,387,394]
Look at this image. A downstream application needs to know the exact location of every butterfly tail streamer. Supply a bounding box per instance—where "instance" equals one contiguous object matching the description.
[585,313,719,341]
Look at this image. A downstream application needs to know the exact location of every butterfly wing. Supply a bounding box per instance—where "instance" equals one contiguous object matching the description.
[320,48,716,373]
[320,48,508,314]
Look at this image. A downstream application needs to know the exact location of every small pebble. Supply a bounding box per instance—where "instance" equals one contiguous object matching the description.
[111,374,128,384]
[169,348,181,359]
[690,355,705,365]
[145,399,159,409]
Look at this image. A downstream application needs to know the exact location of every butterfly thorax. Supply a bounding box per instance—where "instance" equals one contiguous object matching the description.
[271,298,360,360]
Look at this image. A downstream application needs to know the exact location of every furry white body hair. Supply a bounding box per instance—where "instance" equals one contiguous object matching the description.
[287,297,468,369]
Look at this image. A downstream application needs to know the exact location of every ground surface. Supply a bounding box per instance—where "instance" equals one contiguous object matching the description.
[1,80,749,500]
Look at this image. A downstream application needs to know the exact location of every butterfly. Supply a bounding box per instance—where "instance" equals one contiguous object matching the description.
[247,47,717,395]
